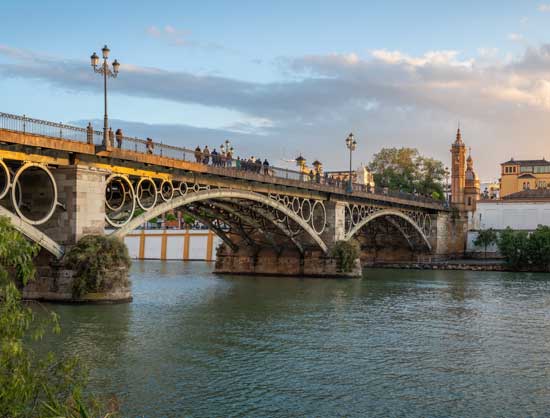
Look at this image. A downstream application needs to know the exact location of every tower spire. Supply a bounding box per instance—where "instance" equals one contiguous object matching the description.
[455,122,463,145]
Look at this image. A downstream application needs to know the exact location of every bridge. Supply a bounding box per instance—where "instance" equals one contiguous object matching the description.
[0,112,464,300]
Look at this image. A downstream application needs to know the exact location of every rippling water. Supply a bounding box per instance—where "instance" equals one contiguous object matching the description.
[40,261,550,417]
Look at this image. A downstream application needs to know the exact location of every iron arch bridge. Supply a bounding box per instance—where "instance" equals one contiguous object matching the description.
[0,111,450,276]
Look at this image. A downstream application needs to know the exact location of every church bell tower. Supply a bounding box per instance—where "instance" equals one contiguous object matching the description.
[450,128,466,210]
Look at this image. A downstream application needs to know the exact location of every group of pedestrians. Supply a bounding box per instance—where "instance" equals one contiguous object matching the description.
[193,145,233,167]
[193,145,271,175]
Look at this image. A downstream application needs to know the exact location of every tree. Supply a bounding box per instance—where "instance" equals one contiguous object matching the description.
[0,216,117,417]
[526,225,550,271]
[474,228,498,258]
[330,240,361,272]
[497,227,530,270]
[368,147,446,199]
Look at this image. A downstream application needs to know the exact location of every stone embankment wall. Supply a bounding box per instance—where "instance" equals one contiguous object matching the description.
[215,246,362,278]
[365,261,506,271]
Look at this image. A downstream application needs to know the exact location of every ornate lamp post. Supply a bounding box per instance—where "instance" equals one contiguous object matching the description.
[345,133,357,193]
[444,167,450,202]
[90,45,120,146]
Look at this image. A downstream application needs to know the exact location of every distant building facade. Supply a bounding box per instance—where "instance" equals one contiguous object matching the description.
[499,159,550,198]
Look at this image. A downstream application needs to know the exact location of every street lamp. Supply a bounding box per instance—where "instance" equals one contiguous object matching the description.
[90,45,120,146]
[444,167,450,202]
[345,132,357,193]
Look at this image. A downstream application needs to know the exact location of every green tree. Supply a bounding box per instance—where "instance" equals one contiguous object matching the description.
[368,147,446,199]
[497,227,530,270]
[330,240,361,272]
[0,216,117,417]
[182,214,195,227]
[474,228,498,259]
[67,235,131,298]
[526,225,550,271]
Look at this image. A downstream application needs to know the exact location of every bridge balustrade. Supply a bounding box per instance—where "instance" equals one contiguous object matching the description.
[0,112,446,208]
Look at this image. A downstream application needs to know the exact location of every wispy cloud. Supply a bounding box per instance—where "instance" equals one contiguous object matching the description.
[507,32,525,42]
[538,4,550,12]
[520,16,529,24]
[145,24,226,51]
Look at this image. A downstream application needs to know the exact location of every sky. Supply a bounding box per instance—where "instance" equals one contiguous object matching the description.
[2,0,550,179]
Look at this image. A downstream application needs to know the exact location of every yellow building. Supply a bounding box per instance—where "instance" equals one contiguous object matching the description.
[500,159,550,198]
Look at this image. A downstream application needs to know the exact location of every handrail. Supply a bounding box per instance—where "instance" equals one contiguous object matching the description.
[0,111,446,208]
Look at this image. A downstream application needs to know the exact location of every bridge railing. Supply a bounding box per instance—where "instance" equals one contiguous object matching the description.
[0,112,446,208]
[0,112,104,145]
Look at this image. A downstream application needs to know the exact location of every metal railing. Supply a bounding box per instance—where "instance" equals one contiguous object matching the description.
[0,112,104,145]
[0,111,446,207]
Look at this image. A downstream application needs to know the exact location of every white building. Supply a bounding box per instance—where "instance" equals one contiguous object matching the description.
[467,189,550,254]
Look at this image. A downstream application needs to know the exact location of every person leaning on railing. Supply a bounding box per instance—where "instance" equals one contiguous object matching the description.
[194,145,202,163]
[115,128,123,149]
[202,146,210,164]
[86,122,94,144]
[146,137,154,154]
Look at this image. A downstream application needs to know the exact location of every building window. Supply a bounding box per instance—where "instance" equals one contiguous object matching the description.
[520,166,533,173]
[467,197,472,206]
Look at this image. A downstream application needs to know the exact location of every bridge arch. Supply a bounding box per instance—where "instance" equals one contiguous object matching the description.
[0,205,64,258]
[344,209,432,251]
[110,189,329,253]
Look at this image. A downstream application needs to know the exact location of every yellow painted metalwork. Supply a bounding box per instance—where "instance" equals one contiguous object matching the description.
[88,162,173,180]
[0,150,70,165]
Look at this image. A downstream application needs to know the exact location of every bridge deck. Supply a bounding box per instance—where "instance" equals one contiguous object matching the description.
[0,113,447,211]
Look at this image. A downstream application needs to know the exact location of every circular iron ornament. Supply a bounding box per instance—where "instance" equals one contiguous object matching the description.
[275,209,287,223]
[311,200,327,235]
[291,197,301,214]
[105,177,129,211]
[344,205,353,234]
[351,205,360,225]
[0,159,10,200]
[300,199,312,223]
[424,214,432,237]
[193,183,200,192]
[159,180,174,202]
[11,163,58,226]
[283,195,290,207]
[136,177,157,210]
[178,182,189,196]
[360,206,367,220]
[104,174,135,228]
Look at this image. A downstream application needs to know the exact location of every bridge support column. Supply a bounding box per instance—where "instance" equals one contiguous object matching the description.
[41,165,107,245]
[23,164,132,303]
[215,201,361,278]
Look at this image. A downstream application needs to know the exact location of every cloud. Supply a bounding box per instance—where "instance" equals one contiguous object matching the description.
[507,33,525,42]
[539,4,550,11]
[520,16,529,24]
[4,44,550,177]
[146,26,161,37]
[145,24,226,51]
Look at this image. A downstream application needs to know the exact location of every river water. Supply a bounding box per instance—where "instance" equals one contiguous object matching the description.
[41,261,550,417]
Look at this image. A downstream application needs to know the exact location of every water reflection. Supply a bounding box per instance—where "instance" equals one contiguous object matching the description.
[37,261,550,417]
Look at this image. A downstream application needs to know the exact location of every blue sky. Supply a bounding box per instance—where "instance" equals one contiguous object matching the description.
[3,0,550,177]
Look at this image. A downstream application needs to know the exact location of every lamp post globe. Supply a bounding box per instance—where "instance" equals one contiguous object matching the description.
[345,132,357,193]
[90,45,120,147]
